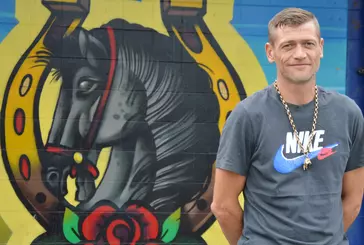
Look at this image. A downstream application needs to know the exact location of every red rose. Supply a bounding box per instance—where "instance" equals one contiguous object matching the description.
[81,202,159,245]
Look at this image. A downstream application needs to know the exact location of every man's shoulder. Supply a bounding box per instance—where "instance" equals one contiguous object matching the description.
[320,86,361,116]
[236,85,273,112]
[229,85,275,124]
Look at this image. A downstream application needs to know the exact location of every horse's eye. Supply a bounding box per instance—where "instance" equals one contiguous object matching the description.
[78,80,98,95]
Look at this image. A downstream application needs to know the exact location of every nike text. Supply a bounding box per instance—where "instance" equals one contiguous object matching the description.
[285,130,325,154]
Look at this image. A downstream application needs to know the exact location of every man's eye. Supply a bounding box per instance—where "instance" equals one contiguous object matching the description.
[283,44,292,49]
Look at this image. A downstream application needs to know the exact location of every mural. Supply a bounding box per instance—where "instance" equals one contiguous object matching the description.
[1,0,360,244]
[0,0,267,244]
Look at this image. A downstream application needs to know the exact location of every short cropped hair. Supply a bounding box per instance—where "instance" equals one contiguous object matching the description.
[268,7,321,44]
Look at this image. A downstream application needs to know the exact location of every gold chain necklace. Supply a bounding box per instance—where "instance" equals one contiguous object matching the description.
[273,81,319,170]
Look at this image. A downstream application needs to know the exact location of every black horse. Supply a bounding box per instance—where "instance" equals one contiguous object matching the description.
[35,18,220,244]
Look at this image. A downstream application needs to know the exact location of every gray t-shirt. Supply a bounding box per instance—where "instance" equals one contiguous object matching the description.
[216,83,364,245]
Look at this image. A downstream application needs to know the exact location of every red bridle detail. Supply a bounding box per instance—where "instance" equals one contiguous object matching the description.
[45,26,117,180]
[45,145,99,179]
[84,25,117,149]
[46,146,72,155]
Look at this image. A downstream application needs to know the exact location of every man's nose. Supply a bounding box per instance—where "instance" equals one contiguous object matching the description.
[293,46,307,59]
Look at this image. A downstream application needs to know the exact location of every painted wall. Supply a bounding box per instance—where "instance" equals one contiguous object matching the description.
[0,0,361,245]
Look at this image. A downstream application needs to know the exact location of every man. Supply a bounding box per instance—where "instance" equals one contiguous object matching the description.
[211,7,364,245]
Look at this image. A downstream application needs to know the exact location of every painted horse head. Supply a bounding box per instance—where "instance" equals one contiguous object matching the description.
[41,19,220,216]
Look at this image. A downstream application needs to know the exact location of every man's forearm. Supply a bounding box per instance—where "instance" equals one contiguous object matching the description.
[213,205,244,245]
[342,197,361,232]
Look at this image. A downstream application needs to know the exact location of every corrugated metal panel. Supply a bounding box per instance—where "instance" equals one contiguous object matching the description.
[346,1,364,243]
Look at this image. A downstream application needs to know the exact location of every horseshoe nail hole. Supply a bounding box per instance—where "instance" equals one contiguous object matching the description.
[196,199,208,210]
[35,192,46,204]
[19,74,33,97]
[217,79,229,100]
[14,108,25,135]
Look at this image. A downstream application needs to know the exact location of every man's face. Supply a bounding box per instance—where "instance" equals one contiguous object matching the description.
[265,20,324,84]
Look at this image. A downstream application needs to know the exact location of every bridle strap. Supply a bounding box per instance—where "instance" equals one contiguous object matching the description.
[83,25,117,149]
[45,26,117,179]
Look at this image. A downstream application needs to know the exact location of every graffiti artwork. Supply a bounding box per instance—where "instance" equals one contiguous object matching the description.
[0,0,267,244]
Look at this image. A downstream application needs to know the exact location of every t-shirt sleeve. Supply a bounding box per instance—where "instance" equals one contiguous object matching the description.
[215,103,255,176]
[345,101,364,172]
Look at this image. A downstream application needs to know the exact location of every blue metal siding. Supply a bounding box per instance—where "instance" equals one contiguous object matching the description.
[346,0,364,243]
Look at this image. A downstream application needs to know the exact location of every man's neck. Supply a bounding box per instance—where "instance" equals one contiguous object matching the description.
[275,78,316,106]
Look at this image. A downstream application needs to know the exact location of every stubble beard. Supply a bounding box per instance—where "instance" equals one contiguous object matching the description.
[284,70,316,85]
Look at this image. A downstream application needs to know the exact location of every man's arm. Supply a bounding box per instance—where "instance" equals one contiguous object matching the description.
[342,167,364,232]
[211,102,254,245]
[211,169,246,245]
[342,99,364,232]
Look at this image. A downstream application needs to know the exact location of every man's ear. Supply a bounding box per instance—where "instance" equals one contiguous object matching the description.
[319,37,324,58]
[265,42,275,63]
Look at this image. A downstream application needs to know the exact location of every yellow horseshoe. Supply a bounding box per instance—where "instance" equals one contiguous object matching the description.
[0,0,89,228]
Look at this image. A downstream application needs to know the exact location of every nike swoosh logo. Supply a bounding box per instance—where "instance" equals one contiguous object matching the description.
[317,148,336,160]
[273,143,338,174]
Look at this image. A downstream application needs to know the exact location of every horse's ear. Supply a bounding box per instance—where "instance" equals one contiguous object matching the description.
[78,29,89,58]
[78,29,108,68]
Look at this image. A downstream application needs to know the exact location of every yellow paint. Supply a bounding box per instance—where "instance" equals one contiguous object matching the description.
[201,0,267,96]
[43,0,78,3]
[0,0,268,245]
[73,152,83,164]
[64,18,81,37]
[170,0,203,9]
[173,25,241,132]
[3,16,55,179]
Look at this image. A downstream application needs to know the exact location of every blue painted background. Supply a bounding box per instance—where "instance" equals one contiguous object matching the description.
[0,0,17,43]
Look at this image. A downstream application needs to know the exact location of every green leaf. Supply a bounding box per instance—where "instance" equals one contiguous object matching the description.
[63,208,81,244]
[161,208,181,243]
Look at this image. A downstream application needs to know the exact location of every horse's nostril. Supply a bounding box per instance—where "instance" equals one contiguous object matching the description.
[44,169,62,197]
[47,171,59,183]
